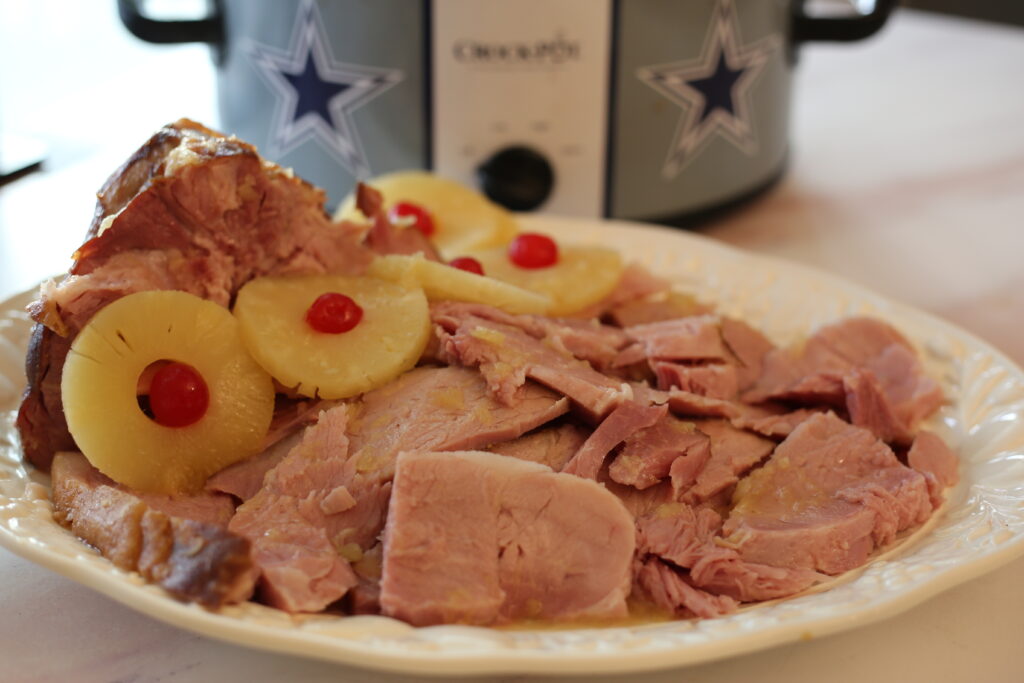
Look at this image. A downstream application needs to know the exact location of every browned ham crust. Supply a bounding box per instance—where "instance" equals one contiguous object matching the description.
[51,453,256,607]
[17,119,372,470]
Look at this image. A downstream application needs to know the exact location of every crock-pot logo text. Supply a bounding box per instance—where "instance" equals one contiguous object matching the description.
[453,34,580,67]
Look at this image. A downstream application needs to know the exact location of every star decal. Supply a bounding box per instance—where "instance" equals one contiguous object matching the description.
[247,0,403,178]
[637,0,781,179]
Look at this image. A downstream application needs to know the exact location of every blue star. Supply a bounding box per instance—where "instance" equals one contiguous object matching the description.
[686,50,745,121]
[637,0,780,178]
[247,0,403,177]
[281,50,351,129]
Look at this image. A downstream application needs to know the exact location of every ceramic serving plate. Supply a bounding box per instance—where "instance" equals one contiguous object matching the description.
[1,216,1023,676]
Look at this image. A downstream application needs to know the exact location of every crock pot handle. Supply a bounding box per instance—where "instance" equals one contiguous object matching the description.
[793,0,896,42]
[117,0,224,46]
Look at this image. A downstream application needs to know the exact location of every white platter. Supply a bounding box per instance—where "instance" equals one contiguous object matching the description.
[1,215,1023,676]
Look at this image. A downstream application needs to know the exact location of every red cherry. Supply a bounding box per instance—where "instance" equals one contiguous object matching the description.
[508,233,558,269]
[306,292,363,334]
[449,256,485,276]
[149,362,209,428]
[388,201,436,237]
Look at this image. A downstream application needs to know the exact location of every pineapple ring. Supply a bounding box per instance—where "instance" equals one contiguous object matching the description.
[62,290,276,494]
[368,254,551,315]
[472,243,625,316]
[334,171,519,258]
[233,274,430,400]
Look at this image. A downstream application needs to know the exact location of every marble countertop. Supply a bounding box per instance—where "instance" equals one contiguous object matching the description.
[1,7,1022,683]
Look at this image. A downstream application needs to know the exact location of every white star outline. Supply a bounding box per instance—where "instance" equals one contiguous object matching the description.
[246,0,404,178]
[636,0,782,179]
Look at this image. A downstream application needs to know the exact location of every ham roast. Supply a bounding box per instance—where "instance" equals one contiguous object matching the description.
[19,120,958,624]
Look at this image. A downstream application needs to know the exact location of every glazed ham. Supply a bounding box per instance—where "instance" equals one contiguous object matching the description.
[380,451,635,626]
[18,119,374,470]
[24,121,958,628]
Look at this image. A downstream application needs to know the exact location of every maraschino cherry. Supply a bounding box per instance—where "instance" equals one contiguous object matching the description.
[388,201,436,237]
[149,362,209,427]
[306,292,363,334]
[449,256,485,275]
[508,233,558,269]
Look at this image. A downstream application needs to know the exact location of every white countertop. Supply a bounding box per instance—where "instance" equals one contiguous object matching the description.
[1,7,1022,683]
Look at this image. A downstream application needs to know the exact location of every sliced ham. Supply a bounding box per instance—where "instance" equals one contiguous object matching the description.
[608,415,708,490]
[435,307,629,420]
[488,422,589,471]
[206,430,304,501]
[689,552,823,603]
[51,453,255,608]
[844,368,913,443]
[562,400,667,480]
[346,365,570,482]
[625,315,727,363]
[606,290,710,328]
[381,451,635,626]
[331,366,569,552]
[719,317,776,393]
[348,542,384,615]
[431,301,632,371]
[744,318,943,442]
[731,408,825,440]
[654,362,738,398]
[229,407,359,613]
[635,559,737,618]
[635,502,822,604]
[723,412,932,574]
[682,419,776,503]
[907,431,959,506]
[134,488,236,528]
[666,389,747,420]
[636,502,723,567]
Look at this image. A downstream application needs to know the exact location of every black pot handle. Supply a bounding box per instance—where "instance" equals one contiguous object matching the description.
[793,0,896,42]
[117,0,224,45]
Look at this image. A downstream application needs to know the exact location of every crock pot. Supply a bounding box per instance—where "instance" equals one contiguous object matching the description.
[119,0,894,224]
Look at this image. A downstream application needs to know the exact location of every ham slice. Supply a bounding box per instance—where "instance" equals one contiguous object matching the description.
[346,365,570,483]
[635,558,737,619]
[488,422,589,471]
[319,365,570,553]
[561,400,667,480]
[907,431,959,506]
[731,408,825,439]
[51,453,255,607]
[682,419,776,503]
[654,362,738,398]
[431,301,632,372]
[608,414,708,490]
[434,306,629,420]
[625,315,727,363]
[723,412,932,574]
[228,407,359,613]
[635,502,822,605]
[744,318,943,442]
[380,451,635,626]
